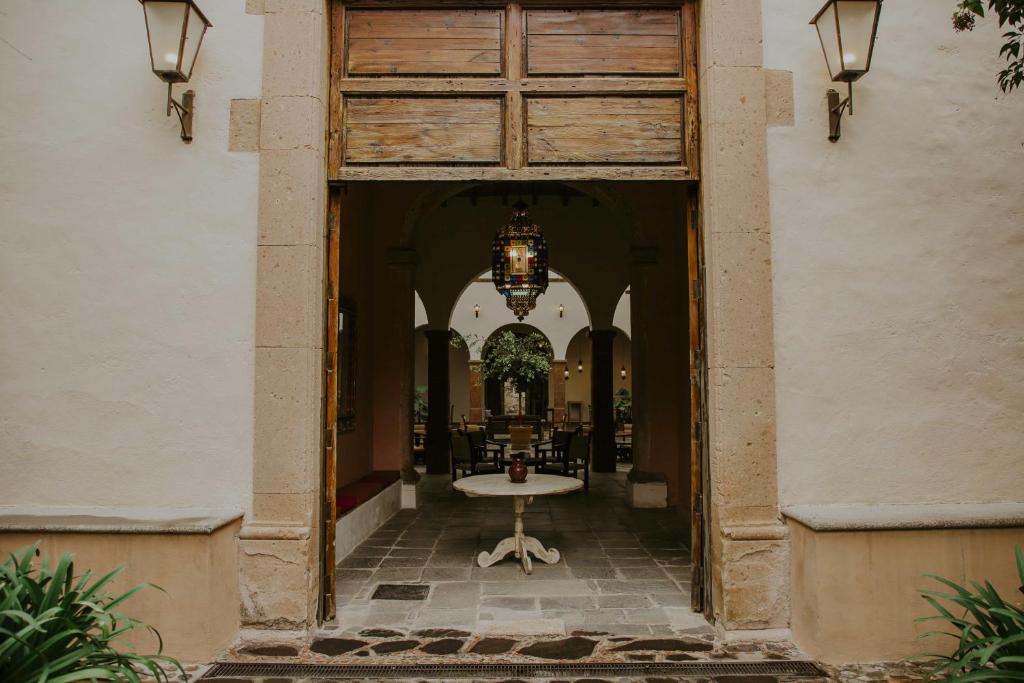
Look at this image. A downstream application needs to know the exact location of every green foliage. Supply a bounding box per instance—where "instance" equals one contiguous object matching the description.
[413,385,428,423]
[0,543,184,683]
[614,388,633,423]
[954,0,1024,92]
[916,545,1024,681]
[480,331,552,398]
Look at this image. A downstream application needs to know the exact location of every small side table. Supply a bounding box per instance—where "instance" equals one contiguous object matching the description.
[453,473,583,574]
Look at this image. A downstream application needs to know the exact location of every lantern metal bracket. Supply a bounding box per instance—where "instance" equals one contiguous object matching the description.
[826,82,853,143]
[166,83,194,143]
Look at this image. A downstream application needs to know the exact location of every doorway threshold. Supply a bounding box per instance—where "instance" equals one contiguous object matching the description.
[203,659,829,680]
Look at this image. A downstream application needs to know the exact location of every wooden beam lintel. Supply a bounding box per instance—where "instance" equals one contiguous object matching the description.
[330,166,694,181]
[337,78,689,95]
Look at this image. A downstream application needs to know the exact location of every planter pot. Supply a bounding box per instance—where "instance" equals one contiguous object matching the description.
[509,425,533,451]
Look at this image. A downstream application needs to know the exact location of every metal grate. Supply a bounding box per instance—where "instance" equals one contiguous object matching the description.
[204,659,828,679]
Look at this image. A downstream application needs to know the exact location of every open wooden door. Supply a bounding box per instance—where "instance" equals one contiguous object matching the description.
[687,184,711,616]
[320,187,342,622]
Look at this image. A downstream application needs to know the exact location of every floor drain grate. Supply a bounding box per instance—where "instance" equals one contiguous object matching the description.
[203,659,829,679]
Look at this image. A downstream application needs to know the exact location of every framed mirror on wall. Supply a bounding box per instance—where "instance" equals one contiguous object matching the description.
[338,297,357,433]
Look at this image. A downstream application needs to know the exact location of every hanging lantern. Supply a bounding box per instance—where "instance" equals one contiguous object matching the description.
[491,201,548,321]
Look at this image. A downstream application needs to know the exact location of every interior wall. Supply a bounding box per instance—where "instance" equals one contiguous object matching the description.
[564,330,592,409]
[449,274,594,360]
[765,0,1024,506]
[0,0,261,515]
[337,186,376,489]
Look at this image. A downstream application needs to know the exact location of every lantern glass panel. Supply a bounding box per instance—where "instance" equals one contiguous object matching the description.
[508,241,531,275]
[835,1,878,75]
[813,2,842,81]
[144,1,189,82]
[180,4,210,80]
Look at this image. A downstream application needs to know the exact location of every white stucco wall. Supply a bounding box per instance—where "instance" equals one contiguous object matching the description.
[766,1,1024,505]
[0,1,261,514]
[449,271,594,360]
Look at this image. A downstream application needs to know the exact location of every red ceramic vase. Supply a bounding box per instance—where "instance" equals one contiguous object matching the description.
[508,453,528,483]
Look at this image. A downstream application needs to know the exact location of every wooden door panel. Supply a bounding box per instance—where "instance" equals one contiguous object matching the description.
[525,96,683,165]
[346,9,502,76]
[526,9,681,76]
[343,96,503,164]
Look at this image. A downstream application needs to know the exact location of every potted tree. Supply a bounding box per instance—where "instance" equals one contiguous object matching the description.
[479,331,551,452]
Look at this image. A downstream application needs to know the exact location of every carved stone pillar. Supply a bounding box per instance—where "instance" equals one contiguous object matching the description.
[386,248,419,506]
[551,360,567,424]
[627,246,668,508]
[424,329,451,474]
[590,329,617,472]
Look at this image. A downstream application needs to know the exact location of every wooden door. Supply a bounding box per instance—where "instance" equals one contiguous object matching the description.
[686,185,710,615]
[329,1,699,182]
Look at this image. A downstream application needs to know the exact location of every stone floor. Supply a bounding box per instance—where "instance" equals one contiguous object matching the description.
[329,471,707,637]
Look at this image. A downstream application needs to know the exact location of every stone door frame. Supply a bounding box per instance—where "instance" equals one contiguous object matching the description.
[239,0,788,636]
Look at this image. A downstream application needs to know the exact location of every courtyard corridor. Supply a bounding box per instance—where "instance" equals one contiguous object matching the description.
[328,472,707,637]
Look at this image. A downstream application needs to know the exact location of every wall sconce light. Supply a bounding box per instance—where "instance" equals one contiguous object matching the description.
[577,359,584,373]
[139,0,212,143]
[564,367,570,380]
[558,304,564,318]
[810,0,882,142]
[474,304,480,318]
[620,365,627,380]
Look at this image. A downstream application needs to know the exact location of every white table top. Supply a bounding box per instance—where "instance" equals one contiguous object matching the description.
[453,473,583,498]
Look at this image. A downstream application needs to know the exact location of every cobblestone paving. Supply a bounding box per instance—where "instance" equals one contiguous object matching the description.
[329,472,704,637]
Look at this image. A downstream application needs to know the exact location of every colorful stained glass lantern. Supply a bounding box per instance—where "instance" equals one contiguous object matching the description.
[492,201,549,321]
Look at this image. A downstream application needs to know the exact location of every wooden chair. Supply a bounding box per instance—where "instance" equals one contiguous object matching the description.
[453,429,504,479]
[532,429,573,468]
[535,429,590,491]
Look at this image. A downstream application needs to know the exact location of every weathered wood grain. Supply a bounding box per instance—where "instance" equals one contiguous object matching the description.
[330,166,693,181]
[343,97,503,163]
[526,96,683,164]
[346,9,503,75]
[336,77,689,93]
[525,9,681,75]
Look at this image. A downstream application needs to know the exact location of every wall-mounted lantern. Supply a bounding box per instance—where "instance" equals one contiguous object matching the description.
[564,367,570,380]
[577,359,584,373]
[473,304,480,318]
[139,0,212,143]
[620,365,627,380]
[809,0,882,142]
[558,304,564,318]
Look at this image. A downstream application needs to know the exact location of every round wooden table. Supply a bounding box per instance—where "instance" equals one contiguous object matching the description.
[453,473,583,574]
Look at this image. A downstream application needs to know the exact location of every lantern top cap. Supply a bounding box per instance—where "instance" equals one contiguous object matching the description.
[809,0,881,25]
[139,0,212,28]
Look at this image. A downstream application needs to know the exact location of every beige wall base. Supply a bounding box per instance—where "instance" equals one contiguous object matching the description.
[402,482,418,509]
[626,479,668,508]
[0,522,241,664]
[789,520,1024,664]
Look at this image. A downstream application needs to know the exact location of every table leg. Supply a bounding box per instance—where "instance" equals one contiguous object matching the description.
[475,495,561,574]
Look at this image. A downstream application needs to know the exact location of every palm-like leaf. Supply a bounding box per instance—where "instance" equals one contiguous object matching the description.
[917,545,1024,682]
[0,543,185,683]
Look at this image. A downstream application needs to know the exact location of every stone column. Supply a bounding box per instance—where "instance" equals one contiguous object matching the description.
[551,360,567,424]
[590,330,617,472]
[468,360,483,422]
[424,329,451,474]
[241,0,327,634]
[626,247,669,508]
[700,0,789,631]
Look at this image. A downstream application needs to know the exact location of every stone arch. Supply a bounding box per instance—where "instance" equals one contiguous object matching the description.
[449,268,591,360]
[399,181,642,249]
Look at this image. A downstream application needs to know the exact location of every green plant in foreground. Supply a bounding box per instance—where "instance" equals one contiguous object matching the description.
[0,543,184,683]
[916,545,1024,681]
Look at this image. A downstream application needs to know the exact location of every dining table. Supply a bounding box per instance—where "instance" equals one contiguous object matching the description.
[452,473,583,574]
